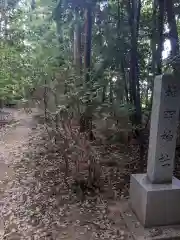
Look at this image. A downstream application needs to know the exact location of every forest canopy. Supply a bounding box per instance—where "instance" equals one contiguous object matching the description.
[0,0,179,125]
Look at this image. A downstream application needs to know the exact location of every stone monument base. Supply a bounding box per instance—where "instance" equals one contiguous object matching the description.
[130,174,180,227]
[120,200,180,240]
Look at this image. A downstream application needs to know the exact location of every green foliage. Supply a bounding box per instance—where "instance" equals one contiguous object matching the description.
[0,0,179,137]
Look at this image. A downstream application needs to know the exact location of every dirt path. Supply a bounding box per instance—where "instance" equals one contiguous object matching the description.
[0,109,34,238]
[0,109,131,240]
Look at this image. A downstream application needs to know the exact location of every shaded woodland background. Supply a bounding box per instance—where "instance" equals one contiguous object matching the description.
[1,0,180,196]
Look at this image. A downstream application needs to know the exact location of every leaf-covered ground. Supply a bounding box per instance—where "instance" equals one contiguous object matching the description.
[0,110,133,240]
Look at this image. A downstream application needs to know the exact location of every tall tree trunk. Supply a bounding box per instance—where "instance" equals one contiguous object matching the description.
[156,0,165,75]
[102,85,106,102]
[74,9,82,73]
[127,0,134,105]
[120,59,129,103]
[4,10,7,40]
[165,0,179,57]
[128,0,142,125]
[1,8,8,41]
[79,3,94,140]
[117,0,129,103]
[152,0,158,78]
[149,0,158,109]
[128,0,145,173]
[145,84,149,108]
[84,3,92,82]
[109,78,113,103]
[31,0,36,10]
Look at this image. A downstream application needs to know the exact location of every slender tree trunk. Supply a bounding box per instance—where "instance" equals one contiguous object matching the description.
[0,8,7,41]
[128,0,134,105]
[117,0,129,103]
[84,3,92,82]
[80,3,94,140]
[128,0,142,125]
[145,84,150,108]
[120,60,129,103]
[109,78,113,103]
[4,10,7,40]
[156,0,165,75]
[134,0,141,122]
[74,9,82,72]
[31,0,36,10]
[149,0,158,109]
[165,0,179,57]
[102,85,106,102]
[152,0,158,78]
[127,0,145,173]
[0,12,2,35]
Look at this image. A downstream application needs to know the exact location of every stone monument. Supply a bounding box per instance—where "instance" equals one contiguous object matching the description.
[130,73,180,227]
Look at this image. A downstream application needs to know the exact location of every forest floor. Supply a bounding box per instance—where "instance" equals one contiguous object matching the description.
[0,109,133,240]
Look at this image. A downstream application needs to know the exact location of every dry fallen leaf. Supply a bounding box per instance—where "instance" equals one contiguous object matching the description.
[0,110,131,240]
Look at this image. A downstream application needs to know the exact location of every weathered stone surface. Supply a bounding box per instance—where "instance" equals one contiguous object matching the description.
[147,74,180,183]
[130,174,180,227]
